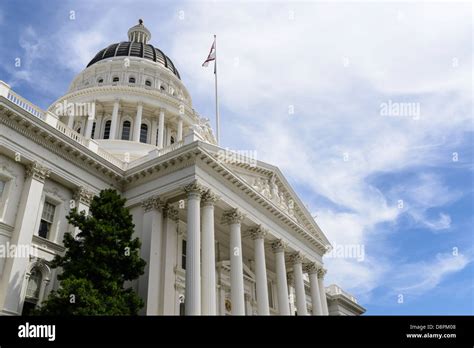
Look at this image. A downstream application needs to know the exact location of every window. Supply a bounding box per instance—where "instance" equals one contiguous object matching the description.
[112,76,119,83]
[140,124,148,143]
[97,78,104,84]
[22,267,42,315]
[129,77,136,84]
[160,85,166,92]
[103,120,111,139]
[38,201,55,239]
[145,80,152,87]
[76,127,81,135]
[121,121,131,140]
[268,281,274,308]
[91,122,96,139]
[0,179,5,197]
[170,136,175,144]
[181,240,187,270]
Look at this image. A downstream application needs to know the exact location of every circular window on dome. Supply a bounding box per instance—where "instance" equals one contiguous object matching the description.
[145,80,152,87]
[112,76,120,83]
[97,78,104,84]
[129,77,136,84]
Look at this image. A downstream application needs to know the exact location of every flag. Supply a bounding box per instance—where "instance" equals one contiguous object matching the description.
[202,37,216,68]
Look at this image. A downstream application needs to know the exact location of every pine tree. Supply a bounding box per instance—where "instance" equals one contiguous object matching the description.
[38,189,146,315]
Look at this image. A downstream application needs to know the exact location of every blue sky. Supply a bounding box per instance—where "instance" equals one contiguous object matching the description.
[0,0,472,314]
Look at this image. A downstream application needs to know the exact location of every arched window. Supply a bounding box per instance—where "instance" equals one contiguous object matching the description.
[160,85,166,92]
[103,120,111,139]
[22,267,43,315]
[121,121,131,140]
[91,122,96,139]
[112,76,119,83]
[129,77,136,84]
[26,268,42,300]
[97,78,104,84]
[140,124,148,143]
[145,80,152,87]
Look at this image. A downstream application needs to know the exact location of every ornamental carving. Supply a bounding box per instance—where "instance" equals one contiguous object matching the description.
[73,186,94,206]
[289,251,305,265]
[201,189,219,206]
[271,239,288,253]
[303,262,320,275]
[248,225,267,240]
[141,195,164,212]
[221,208,244,225]
[163,204,180,222]
[183,180,205,196]
[25,162,50,183]
[317,268,327,279]
[251,174,296,220]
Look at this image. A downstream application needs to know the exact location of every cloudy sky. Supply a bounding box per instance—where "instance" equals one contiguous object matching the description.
[0,0,472,314]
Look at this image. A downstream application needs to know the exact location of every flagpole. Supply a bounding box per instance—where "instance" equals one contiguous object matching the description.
[214,34,220,145]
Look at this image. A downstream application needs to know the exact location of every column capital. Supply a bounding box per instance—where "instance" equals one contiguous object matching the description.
[289,251,305,265]
[201,189,219,206]
[25,162,51,183]
[271,239,288,253]
[183,180,206,197]
[303,262,320,275]
[221,208,244,225]
[248,225,268,240]
[163,204,180,222]
[141,195,164,212]
[73,187,94,206]
[317,267,327,279]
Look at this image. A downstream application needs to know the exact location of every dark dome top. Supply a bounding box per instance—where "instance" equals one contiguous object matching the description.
[87,41,181,79]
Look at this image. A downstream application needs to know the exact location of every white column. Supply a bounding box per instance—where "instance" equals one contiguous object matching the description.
[222,208,245,315]
[84,101,95,139]
[110,100,120,140]
[201,190,218,315]
[67,114,74,128]
[183,181,203,315]
[318,268,329,315]
[271,239,290,315]
[133,102,143,142]
[161,205,179,315]
[95,114,103,139]
[305,263,323,315]
[177,116,183,142]
[157,109,165,149]
[290,252,308,315]
[250,226,270,315]
[140,196,164,315]
[0,162,50,315]
[151,118,158,146]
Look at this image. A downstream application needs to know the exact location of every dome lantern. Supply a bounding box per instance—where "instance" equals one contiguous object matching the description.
[127,19,151,44]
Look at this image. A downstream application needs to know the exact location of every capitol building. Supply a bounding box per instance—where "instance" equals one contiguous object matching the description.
[0,21,365,316]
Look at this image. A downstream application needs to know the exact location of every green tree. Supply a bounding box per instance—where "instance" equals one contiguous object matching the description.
[38,189,146,315]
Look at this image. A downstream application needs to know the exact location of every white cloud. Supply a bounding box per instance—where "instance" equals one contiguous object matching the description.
[391,252,471,295]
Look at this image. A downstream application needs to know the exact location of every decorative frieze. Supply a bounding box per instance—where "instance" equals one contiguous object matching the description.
[221,208,244,225]
[73,186,94,206]
[271,239,288,253]
[248,225,267,240]
[25,162,50,183]
[141,195,164,212]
